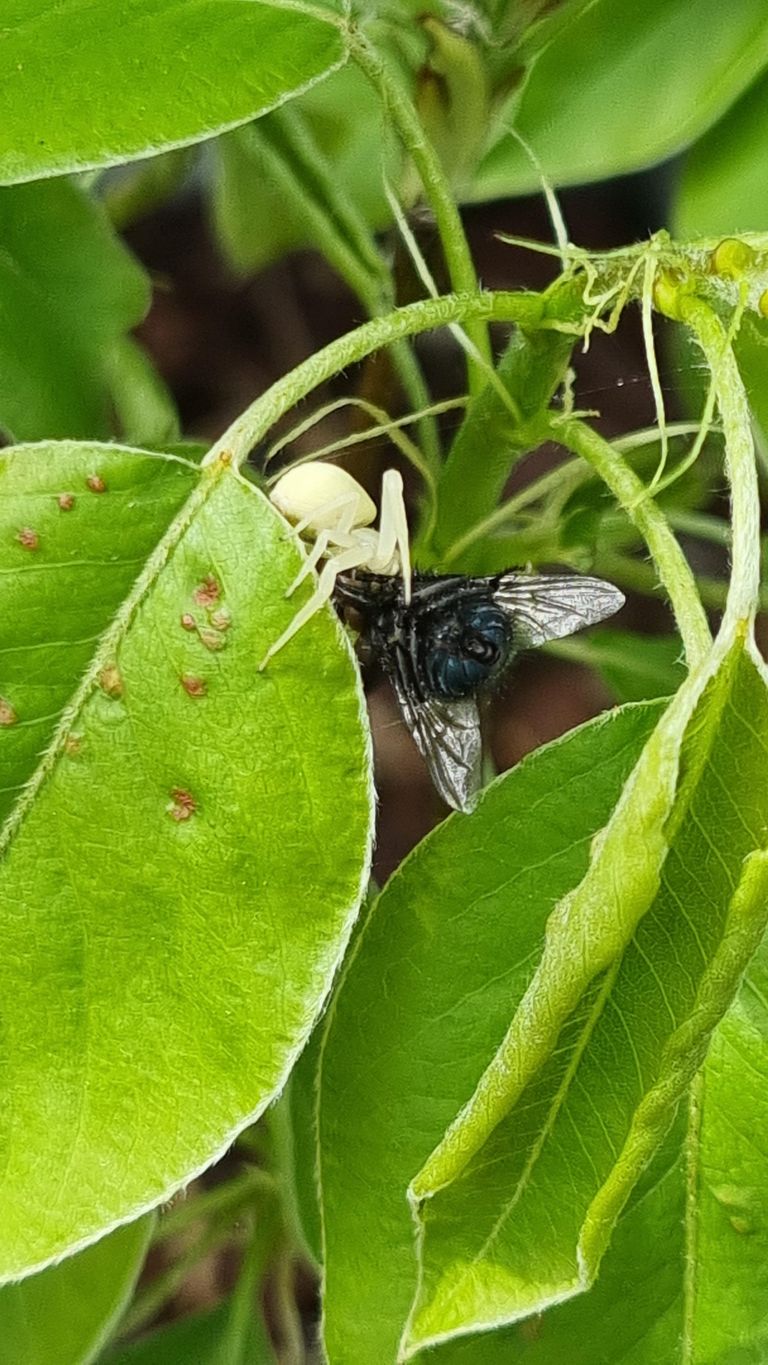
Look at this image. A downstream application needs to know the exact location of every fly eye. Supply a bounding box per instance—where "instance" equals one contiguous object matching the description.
[464,632,501,663]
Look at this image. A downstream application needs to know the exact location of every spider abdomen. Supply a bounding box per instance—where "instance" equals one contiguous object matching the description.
[421,601,512,699]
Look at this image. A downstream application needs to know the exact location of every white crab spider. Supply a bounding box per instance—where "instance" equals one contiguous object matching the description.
[259,460,412,669]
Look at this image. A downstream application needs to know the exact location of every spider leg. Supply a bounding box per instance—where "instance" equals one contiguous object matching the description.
[286,529,331,596]
[258,544,371,670]
[287,526,365,596]
[371,469,412,602]
[287,491,362,540]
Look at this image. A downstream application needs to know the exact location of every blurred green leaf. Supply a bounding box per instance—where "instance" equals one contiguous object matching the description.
[675,70,768,237]
[319,701,663,1363]
[211,93,387,306]
[0,0,345,184]
[0,1219,151,1365]
[0,443,372,1278]
[107,338,180,449]
[552,629,687,702]
[0,180,149,440]
[471,0,768,200]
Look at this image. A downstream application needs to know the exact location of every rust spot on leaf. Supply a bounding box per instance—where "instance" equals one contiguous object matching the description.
[0,697,17,726]
[86,474,107,493]
[181,674,207,698]
[167,787,197,821]
[57,492,75,511]
[99,663,124,698]
[16,527,39,550]
[194,574,221,606]
[209,607,231,632]
[198,627,227,652]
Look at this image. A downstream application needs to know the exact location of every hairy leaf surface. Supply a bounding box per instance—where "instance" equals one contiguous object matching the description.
[0,0,344,183]
[0,443,372,1278]
[318,702,663,1364]
[406,643,768,1352]
[427,921,768,1363]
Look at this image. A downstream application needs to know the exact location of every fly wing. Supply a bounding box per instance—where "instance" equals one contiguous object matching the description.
[492,573,624,648]
[389,647,483,813]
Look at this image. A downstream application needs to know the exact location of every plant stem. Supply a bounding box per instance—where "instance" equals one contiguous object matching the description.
[347,25,492,391]
[221,1203,281,1364]
[203,291,542,470]
[272,1246,304,1365]
[552,416,712,669]
[677,294,761,631]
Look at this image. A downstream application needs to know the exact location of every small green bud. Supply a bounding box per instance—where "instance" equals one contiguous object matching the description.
[710,237,756,279]
[653,270,691,320]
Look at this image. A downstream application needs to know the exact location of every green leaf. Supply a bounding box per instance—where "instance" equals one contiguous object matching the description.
[425,1117,688,1363]
[551,629,687,703]
[0,443,372,1278]
[0,180,149,440]
[106,339,181,449]
[406,642,768,1353]
[318,701,664,1364]
[0,1218,152,1365]
[0,1,345,184]
[285,1032,324,1266]
[428,916,768,1364]
[470,0,768,200]
[675,70,768,237]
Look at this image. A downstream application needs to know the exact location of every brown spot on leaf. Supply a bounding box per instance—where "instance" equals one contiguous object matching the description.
[167,787,197,821]
[99,663,123,698]
[209,607,231,632]
[180,613,197,631]
[16,527,39,550]
[181,674,207,698]
[57,493,75,511]
[0,697,17,726]
[86,474,107,493]
[64,733,83,756]
[198,627,227,652]
[194,574,221,606]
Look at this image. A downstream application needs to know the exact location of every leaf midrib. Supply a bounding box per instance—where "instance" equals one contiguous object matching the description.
[0,457,223,857]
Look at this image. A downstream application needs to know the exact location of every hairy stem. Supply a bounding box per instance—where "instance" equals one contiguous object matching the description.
[347,25,492,391]
[552,416,712,669]
[678,294,761,631]
[203,291,542,469]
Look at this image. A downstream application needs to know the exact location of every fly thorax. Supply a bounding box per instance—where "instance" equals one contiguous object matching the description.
[420,601,513,698]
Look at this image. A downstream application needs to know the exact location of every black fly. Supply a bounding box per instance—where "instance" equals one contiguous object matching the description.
[333,569,625,812]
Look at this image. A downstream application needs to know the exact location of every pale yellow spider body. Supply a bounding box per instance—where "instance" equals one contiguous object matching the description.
[259,460,411,669]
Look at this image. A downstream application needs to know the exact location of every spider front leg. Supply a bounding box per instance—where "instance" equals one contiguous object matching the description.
[285,492,362,597]
[369,469,412,601]
[258,544,372,671]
